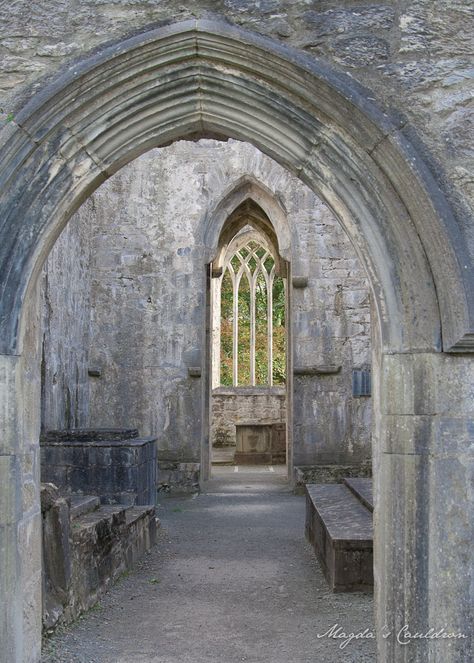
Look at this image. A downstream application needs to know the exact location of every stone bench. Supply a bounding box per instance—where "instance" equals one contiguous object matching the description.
[305,482,373,592]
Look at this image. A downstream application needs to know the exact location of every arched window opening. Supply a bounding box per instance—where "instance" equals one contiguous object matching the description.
[237,270,251,384]
[220,269,233,387]
[272,275,286,385]
[216,230,286,387]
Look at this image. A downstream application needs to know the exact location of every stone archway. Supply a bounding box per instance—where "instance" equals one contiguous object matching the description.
[203,175,293,266]
[202,184,295,481]
[203,182,293,480]
[0,19,472,663]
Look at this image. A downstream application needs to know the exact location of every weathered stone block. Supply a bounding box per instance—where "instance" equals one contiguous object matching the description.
[40,430,157,505]
[427,454,474,661]
[156,460,200,494]
[381,355,474,426]
[0,355,21,456]
[41,485,157,633]
[41,484,72,630]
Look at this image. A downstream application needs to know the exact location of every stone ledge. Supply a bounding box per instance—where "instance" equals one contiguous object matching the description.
[40,429,140,443]
[69,495,100,520]
[212,386,286,396]
[293,365,341,375]
[343,478,374,513]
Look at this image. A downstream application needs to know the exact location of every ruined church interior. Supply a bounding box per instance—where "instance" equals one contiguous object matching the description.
[0,5,472,663]
[38,140,375,652]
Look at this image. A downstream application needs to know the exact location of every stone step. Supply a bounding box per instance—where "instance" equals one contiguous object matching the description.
[305,483,373,592]
[69,495,100,520]
[124,505,158,527]
[343,477,373,513]
[66,503,156,624]
[122,506,158,568]
[42,482,159,633]
[72,504,129,534]
[72,504,159,534]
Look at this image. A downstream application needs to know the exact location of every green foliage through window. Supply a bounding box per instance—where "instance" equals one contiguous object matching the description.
[219,239,286,386]
[220,269,233,385]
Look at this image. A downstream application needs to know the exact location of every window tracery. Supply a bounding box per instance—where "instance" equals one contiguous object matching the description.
[217,233,286,387]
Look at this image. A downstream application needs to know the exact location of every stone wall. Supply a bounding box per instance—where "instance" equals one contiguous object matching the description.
[85,146,206,462]
[1,1,471,232]
[1,6,472,662]
[40,216,92,431]
[212,387,287,448]
[53,138,371,468]
[291,188,372,466]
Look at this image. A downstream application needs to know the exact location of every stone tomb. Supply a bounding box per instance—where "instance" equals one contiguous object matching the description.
[305,478,373,592]
[234,422,286,464]
[40,428,157,506]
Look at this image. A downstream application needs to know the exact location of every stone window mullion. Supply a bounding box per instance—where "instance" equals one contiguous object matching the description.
[212,273,222,388]
[232,269,239,386]
[250,270,256,387]
[267,268,274,386]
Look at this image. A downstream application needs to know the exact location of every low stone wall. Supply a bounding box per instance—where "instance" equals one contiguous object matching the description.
[211,387,286,447]
[156,458,200,494]
[41,483,157,633]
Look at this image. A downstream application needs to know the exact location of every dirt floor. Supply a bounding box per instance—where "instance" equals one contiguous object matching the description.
[42,467,376,663]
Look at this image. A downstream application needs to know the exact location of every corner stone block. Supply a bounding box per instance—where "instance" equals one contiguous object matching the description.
[374,451,431,660]
[381,353,474,417]
[22,568,42,663]
[380,353,438,415]
[0,521,22,662]
[433,417,474,457]
[379,414,434,455]
[428,454,473,662]
[0,355,21,455]
[18,511,42,625]
[22,480,38,517]
[434,354,474,417]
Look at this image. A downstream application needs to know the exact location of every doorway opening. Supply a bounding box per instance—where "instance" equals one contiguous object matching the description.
[210,215,289,474]
[2,20,471,663]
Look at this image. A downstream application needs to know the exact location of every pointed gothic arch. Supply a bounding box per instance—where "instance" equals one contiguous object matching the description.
[0,20,471,355]
[0,18,472,663]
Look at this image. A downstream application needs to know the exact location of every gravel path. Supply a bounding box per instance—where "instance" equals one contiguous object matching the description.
[42,467,376,663]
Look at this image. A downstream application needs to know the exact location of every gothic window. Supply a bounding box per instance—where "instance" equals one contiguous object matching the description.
[218,234,286,387]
